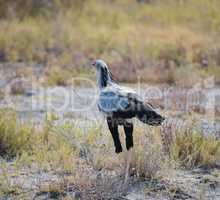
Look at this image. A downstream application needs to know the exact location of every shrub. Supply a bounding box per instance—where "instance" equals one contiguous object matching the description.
[0,109,76,173]
[0,109,33,158]
[171,129,220,169]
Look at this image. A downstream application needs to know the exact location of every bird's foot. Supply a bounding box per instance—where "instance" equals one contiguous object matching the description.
[115,146,123,154]
[126,144,133,151]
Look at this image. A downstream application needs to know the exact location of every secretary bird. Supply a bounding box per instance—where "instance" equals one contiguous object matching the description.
[92,59,164,181]
[92,59,164,151]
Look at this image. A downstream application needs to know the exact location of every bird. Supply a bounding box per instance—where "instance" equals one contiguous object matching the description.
[92,59,165,153]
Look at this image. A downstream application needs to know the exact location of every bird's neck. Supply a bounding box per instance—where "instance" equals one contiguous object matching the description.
[97,67,112,89]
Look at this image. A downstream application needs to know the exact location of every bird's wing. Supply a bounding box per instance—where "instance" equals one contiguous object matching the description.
[98,85,141,113]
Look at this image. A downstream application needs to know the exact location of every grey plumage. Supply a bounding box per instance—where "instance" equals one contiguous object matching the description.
[92,59,164,153]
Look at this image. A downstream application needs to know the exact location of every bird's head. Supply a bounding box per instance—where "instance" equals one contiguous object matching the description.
[91,59,114,88]
[92,59,108,70]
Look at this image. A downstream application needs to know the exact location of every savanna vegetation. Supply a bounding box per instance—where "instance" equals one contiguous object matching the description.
[0,1,220,199]
[1,0,220,85]
[0,109,219,198]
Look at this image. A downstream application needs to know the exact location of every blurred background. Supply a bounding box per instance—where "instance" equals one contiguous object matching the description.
[1,0,220,87]
[0,2,220,199]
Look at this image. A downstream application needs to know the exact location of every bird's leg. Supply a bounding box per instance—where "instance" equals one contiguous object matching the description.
[124,122,134,151]
[123,121,134,184]
[107,117,123,153]
[124,148,133,184]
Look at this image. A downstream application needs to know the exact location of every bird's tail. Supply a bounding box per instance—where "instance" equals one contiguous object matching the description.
[136,103,165,126]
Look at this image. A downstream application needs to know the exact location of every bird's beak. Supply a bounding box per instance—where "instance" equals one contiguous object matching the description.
[91,60,96,66]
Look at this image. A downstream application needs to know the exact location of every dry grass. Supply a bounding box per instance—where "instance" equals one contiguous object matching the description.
[0,109,219,198]
[161,116,220,169]
[0,109,33,158]
[128,125,166,178]
[0,109,165,198]
[171,129,220,169]
[36,179,69,199]
[0,0,220,85]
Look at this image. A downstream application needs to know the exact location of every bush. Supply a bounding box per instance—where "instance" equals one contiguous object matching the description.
[0,109,32,158]
[0,109,76,174]
[171,129,220,169]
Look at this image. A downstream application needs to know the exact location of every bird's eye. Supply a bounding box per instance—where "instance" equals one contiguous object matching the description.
[92,60,96,66]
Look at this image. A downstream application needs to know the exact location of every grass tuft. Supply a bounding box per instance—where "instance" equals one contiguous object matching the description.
[170,123,220,169]
[0,109,32,158]
[171,131,220,169]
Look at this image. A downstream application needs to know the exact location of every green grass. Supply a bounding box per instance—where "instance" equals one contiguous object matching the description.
[1,0,220,85]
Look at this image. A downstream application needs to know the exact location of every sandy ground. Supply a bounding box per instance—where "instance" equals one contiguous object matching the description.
[1,160,219,199]
[0,71,220,199]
